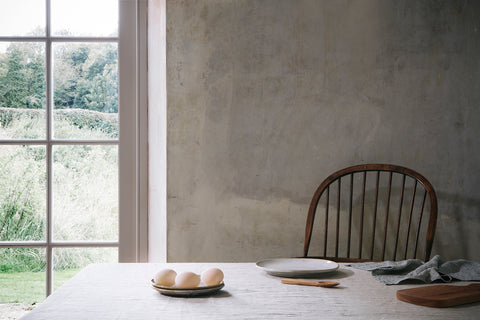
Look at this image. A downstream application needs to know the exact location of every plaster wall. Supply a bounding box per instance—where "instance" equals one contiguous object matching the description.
[165,0,480,262]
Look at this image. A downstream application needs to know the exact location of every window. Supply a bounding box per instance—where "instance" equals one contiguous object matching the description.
[0,0,146,303]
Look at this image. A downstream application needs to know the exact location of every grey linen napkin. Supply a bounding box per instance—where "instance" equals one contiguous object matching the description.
[348,255,480,285]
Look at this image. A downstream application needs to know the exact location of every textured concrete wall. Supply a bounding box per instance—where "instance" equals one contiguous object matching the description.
[166,0,480,262]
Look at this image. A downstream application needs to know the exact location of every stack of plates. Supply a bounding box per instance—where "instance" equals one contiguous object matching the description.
[255,258,339,277]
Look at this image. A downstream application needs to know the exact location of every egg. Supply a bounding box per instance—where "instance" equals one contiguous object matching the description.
[201,268,224,286]
[154,269,177,287]
[175,271,201,288]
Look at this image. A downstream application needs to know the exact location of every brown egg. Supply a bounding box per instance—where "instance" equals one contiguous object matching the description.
[175,272,201,288]
[201,268,224,286]
[154,269,177,287]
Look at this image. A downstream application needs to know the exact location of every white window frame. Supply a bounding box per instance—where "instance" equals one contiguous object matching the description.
[119,0,148,263]
[0,0,148,297]
[146,0,166,262]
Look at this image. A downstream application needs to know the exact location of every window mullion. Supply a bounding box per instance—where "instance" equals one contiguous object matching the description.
[51,36,118,43]
[45,0,53,297]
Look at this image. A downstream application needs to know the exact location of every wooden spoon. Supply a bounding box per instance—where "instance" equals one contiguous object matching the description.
[281,278,340,288]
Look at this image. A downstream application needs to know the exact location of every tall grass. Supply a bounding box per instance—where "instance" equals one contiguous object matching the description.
[0,108,118,274]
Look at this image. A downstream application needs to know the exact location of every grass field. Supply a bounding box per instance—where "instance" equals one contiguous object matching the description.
[0,269,80,304]
[1,111,118,306]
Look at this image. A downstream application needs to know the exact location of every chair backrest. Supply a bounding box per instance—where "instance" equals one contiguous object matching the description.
[303,164,437,262]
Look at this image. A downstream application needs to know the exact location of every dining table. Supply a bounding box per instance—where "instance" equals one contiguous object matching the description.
[20,261,480,319]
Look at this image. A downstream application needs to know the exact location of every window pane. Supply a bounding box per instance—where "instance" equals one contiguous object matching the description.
[0,42,46,140]
[53,42,118,140]
[51,0,118,37]
[0,248,46,304]
[53,145,118,241]
[53,247,117,290]
[0,145,46,241]
[0,0,45,37]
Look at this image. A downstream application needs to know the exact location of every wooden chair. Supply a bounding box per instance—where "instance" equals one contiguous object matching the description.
[303,164,437,262]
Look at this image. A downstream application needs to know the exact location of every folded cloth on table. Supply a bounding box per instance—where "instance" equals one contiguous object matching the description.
[347,255,480,285]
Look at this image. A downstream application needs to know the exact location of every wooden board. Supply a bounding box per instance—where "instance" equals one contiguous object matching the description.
[397,283,480,308]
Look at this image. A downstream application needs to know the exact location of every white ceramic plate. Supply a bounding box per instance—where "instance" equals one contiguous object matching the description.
[256,258,339,277]
[151,280,225,297]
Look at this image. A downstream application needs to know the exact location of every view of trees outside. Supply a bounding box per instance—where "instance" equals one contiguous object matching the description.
[53,42,118,140]
[0,0,119,304]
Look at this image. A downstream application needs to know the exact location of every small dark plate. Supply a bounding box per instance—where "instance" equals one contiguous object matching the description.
[151,280,225,297]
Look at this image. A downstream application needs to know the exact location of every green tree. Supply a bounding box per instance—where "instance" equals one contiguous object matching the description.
[0,41,118,113]
[53,44,85,108]
[77,43,118,113]
[55,43,118,113]
[0,43,45,109]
